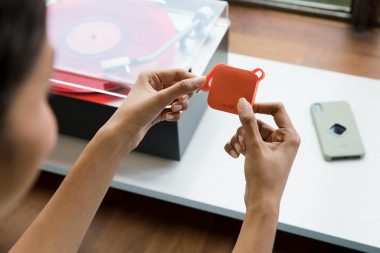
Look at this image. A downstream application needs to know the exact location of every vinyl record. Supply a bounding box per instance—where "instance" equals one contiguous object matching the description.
[48,0,176,93]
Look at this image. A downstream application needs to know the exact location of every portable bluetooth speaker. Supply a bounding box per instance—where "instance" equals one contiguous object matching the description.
[201,64,265,114]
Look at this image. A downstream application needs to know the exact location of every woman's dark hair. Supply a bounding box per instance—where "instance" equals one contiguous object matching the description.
[0,0,47,130]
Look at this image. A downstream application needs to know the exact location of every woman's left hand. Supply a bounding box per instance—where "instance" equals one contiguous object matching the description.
[104,69,205,152]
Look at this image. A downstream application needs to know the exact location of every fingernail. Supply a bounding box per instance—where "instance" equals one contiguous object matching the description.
[172,105,182,112]
[190,76,206,87]
[234,143,241,153]
[238,135,244,144]
[166,114,174,120]
[237,98,252,112]
[230,150,239,158]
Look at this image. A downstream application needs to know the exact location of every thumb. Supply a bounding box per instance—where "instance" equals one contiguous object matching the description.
[159,76,205,105]
[237,98,261,144]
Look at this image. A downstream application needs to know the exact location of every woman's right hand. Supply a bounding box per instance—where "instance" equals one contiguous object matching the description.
[225,99,301,212]
[103,69,205,153]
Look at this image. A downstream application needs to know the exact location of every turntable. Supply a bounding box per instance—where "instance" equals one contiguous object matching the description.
[47,0,230,160]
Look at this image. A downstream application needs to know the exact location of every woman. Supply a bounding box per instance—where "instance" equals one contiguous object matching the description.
[0,0,300,252]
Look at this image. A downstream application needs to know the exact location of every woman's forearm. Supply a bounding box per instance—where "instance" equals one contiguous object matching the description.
[233,204,279,253]
[10,123,131,253]
[10,69,204,253]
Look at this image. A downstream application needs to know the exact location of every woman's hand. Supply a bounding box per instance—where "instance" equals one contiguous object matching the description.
[225,99,301,212]
[10,70,205,253]
[104,69,205,152]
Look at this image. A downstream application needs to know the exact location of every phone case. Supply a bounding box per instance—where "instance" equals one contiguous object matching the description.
[311,101,365,161]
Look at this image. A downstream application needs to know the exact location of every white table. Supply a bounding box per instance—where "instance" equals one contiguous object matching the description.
[44,53,380,252]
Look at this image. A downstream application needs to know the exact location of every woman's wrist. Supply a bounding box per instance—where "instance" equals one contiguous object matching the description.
[246,202,280,225]
[246,197,280,219]
[96,118,136,156]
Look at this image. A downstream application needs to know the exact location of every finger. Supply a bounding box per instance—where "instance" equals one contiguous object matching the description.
[171,101,189,112]
[181,93,194,101]
[224,143,239,158]
[152,108,171,124]
[238,134,245,151]
[256,119,275,141]
[237,98,262,145]
[229,134,243,154]
[236,128,246,154]
[142,69,195,91]
[236,126,245,145]
[171,95,190,109]
[177,94,189,103]
[169,95,187,112]
[171,103,183,112]
[238,138,246,155]
[163,111,181,122]
[172,94,189,103]
[157,76,205,107]
[161,69,195,84]
[152,69,196,87]
[254,103,294,129]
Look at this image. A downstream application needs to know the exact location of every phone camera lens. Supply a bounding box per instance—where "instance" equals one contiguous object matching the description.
[329,123,347,135]
[313,103,323,113]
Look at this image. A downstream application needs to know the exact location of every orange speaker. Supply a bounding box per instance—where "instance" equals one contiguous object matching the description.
[201,64,265,114]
